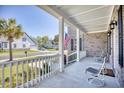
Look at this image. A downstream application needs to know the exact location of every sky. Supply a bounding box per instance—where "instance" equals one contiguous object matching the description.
[0,5,59,39]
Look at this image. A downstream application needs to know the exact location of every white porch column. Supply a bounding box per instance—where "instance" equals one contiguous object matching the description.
[76,28,80,62]
[59,17,64,72]
[82,32,84,51]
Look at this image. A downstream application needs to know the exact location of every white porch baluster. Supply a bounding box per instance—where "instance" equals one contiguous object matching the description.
[22,61,24,87]
[31,60,34,86]
[10,63,12,88]
[45,57,47,78]
[16,62,18,87]
[51,57,53,75]
[26,60,29,88]
[76,28,80,62]
[2,64,4,88]
[42,58,44,80]
[39,58,41,82]
[59,17,64,72]
[49,56,52,76]
[48,56,50,77]
[35,59,37,83]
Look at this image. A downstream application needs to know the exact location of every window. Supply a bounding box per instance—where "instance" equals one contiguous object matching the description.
[80,38,82,51]
[23,44,26,48]
[71,39,74,51]
[2,42,7,48]
[118,5,123,67]
[13,44,16,48]
[22,38,26,42]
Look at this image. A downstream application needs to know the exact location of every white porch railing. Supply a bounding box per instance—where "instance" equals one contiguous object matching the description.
[0,53,59,88]
[66,51,86,65]
[67,52,77,64]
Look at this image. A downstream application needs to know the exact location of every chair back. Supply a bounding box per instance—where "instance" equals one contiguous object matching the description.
[98,57,106,76]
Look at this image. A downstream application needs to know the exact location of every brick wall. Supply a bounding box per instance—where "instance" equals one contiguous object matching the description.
[84,32,107,57]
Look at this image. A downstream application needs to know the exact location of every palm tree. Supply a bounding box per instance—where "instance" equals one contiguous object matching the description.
[0,19,6,36]
[0,18,24,61]
[0,19,6,52]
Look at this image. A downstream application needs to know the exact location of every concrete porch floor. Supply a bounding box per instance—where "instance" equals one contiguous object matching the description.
[37,57,120,88]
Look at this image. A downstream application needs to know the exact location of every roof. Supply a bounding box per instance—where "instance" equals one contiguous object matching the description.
[24,32,37,45]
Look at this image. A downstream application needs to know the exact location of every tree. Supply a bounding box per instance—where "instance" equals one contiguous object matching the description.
[36,36,43,49]
[53,34,59,45]
[41,36,49,47]
[0,19,7,51]
[0,18,24,61]
[0,19,6,36]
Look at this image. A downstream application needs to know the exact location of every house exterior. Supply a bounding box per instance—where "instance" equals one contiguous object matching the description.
[44,40,58,49]
[1,5,124,88]
[0,32,38,50]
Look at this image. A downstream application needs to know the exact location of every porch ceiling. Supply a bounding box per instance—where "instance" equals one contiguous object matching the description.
[55,5,114,33]
[40,5,114,33]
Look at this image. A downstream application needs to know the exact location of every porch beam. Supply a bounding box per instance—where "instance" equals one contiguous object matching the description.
[59,17,64,72]
[76,16,109,24]
[76,28,80,62]
[87,30,107,33]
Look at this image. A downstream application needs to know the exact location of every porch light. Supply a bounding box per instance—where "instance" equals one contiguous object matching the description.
[107,31,111,36]
[109,20,117,30]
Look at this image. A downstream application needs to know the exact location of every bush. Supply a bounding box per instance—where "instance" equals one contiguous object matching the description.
[40,63,50,75]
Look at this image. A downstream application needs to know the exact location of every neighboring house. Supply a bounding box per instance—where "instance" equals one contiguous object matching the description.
[0,32,38,50]
[44,40,58,49]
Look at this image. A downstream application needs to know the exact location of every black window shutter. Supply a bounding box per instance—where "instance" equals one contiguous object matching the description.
[71,39,73,51]
[80,38,82,51]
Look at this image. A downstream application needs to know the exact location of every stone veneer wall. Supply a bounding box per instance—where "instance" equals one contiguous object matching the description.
[84,32,107,57]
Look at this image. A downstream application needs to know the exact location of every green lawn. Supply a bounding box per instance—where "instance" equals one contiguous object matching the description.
[46,48,58,51]
[0,50,39,55]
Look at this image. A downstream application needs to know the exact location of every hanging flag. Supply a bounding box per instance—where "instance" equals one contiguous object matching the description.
[64,32,71,49]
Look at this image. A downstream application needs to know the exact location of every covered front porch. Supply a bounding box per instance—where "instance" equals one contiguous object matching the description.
[38,5,123,88]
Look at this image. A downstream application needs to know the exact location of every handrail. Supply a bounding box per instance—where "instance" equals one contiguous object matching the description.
[68,51,77,57]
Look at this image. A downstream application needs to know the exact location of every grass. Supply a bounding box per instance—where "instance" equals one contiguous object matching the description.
[46,48,58,51]
[0,50,39,55]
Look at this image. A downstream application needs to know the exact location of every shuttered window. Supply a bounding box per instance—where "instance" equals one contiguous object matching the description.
[71,39,74,51]
[80,38,82,51]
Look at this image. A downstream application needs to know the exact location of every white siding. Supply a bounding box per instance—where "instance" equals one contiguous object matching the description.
[0,33,37,50]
